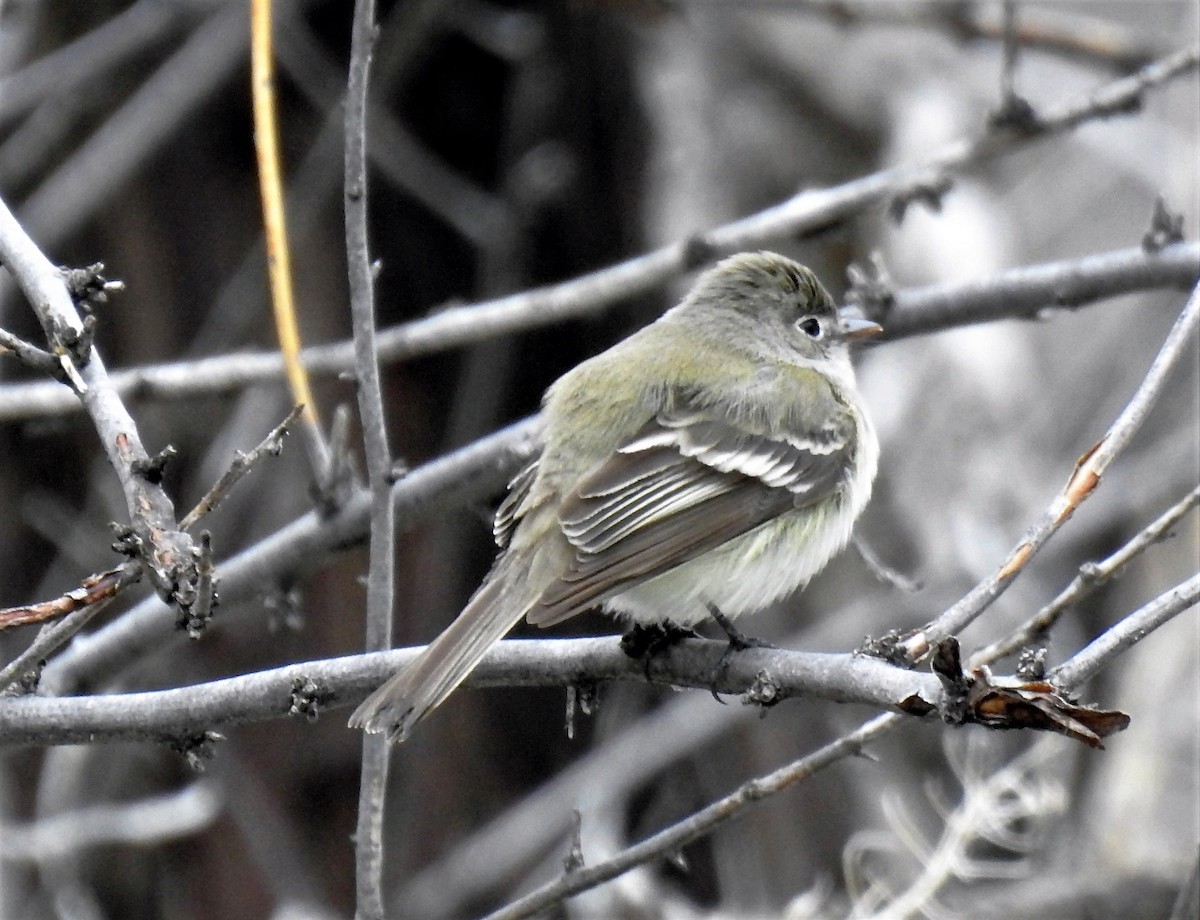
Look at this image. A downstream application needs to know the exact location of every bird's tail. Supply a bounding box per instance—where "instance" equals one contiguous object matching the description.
[348,565,528,742]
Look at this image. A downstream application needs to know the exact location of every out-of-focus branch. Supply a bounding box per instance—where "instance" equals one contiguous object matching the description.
[1,241,1194,424]
[686,0,1162,72]
[0,639,938,746]
[0,194,204,616]
[12,2,249,250]
[0,0,202,130]
[481,713,903,920]
[0,783,220,860]
[902,278,1200,660]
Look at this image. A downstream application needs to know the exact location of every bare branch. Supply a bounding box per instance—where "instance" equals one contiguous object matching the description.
[974,486,1200,665]
[1051,574,1200,692]
[0,639,935,746]
[179,405,304,531]
[0,193,204,615]
[343,0,395,913]
[1,241,1194,424]
[903,279,1200,660]
[683,0,1163,72]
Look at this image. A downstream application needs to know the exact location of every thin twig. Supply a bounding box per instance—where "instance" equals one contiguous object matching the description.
[0,326,59,375]
[344,0,394,914]
[480,714,902,920]
[973,486,1200,665]
[250,0,327,473]
[903,279,1200,660]
[1050,574,1200,692]
[1,240,1194,424]
[0,563,141,695]
[179,405,303,531]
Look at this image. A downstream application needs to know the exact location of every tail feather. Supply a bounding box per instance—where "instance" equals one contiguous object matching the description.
[348,570,526,742]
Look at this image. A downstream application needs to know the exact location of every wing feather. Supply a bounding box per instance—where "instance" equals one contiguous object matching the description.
[526,393,855,627]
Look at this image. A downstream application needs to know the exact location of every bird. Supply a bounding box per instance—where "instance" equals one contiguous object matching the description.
[349,251,881,741]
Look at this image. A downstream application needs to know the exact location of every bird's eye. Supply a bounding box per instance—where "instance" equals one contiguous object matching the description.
[796,316,823,339]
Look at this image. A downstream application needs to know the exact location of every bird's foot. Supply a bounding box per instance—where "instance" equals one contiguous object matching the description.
[706,603,776,702]
[620,622,697,679]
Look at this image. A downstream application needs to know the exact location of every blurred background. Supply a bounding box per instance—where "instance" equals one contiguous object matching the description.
[0,1,1197,918]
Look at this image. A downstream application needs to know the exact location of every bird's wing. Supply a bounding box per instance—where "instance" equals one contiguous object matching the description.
[493,457,539,549]
[526,392,854,626]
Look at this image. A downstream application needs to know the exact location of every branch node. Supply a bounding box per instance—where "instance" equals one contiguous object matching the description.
[60,262,125,311]
[681,234,717,271]
[1142,195,1186,252]
[931,637,971,725]
[169,731,225,773]
[109,522,143,558]
[289,676,334,722]
[743,668,784,710]
[1016,646,1048,680]
[887,173,953,224]
[131,445,177,485]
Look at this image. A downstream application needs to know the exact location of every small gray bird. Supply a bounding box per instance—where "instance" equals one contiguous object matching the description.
[350,251,880,741]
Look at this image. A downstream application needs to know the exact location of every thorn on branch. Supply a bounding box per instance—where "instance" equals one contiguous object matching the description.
[1017,646,1048,680]
[564,682,599,740]
[131,445,177,484]
[1142,196,1185,253]
[987,0,1042,136]
[562,810,585,874]
[169,731,225,773]
[743,668,783,712]
[60,262,124,311]
[887,174,953,224]
[175,532,218,639]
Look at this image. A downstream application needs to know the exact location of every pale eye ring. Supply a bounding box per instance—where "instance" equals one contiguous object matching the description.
[796,316,823,339]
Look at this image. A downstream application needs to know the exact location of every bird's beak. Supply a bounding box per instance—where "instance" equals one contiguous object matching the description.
[838,311,883,340]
